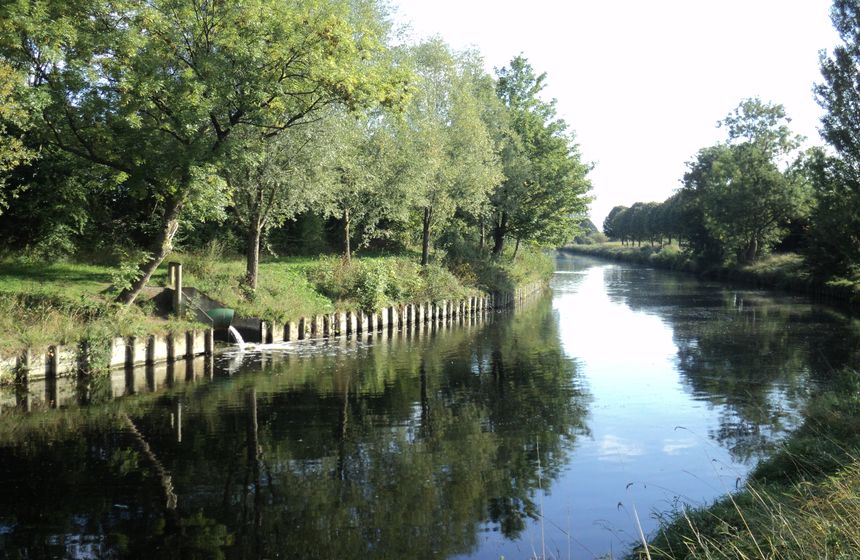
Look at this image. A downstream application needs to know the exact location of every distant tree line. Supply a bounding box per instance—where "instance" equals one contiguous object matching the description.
[604,1,860,282]
[0,0,591,303]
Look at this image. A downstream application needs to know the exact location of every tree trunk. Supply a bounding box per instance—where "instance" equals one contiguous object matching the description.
[245,218,262,293]
[491,212,507,257]
[343,207,351,263]
[116,196,183,306]
[513,237,521,259]
[744,237,758,263]
[421,206,432,266]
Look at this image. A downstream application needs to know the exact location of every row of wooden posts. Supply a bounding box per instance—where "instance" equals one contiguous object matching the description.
[258,294,494,344]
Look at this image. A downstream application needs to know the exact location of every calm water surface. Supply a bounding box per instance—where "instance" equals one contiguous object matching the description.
[1,253,859,559]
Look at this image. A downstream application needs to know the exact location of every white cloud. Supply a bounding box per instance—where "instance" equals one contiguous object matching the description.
[598,435,645,462]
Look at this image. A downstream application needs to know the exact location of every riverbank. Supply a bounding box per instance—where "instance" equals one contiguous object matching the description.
[632,369,860,559]
[562,243,860,305]
[0,249,552,366]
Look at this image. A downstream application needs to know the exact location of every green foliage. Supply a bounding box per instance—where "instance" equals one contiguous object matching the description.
[306,254,472,311]
[109,249,152,294]
[491,56,592,254]
[0,61,34,214]
[604,99,810,267]
[390,39,503,265]
[0,0,410,304]
[355,260,390,311]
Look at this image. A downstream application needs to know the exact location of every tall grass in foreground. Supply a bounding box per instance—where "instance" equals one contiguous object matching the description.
[637,459,860,559]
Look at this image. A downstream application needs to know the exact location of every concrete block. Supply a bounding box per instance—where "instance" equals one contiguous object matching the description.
[387,306,398,330]
[110,337,127,368]
[189,330,206,356]
[346,311,357,335]
[146,335,169,364]
[168,332,189,361]
[50,345,78,376]
[377,309,387,331]
[128,337,148,366]
[205,328,214,354]
[0,354,16,380]
[20,349,49,381]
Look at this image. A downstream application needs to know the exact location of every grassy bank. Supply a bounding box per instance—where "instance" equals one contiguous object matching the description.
[631,370,860,560]
[0,249,553,357]
[564,242,860,304]
[0,261,200,357]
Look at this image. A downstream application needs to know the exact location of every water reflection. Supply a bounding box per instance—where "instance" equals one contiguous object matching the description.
[0,299,590,559]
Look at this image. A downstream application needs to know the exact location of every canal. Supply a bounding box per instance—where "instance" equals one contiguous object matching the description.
[1,252,858,559]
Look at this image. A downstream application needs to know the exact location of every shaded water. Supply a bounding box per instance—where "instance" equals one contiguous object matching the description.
[1,253,859,559]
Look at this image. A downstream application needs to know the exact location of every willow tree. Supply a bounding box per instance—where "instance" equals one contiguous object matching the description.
[396,40,502,266]
[0,0,407,303]
[224,127,325,291]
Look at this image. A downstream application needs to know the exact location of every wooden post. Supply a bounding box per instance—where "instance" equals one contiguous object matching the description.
[170,262,183,317]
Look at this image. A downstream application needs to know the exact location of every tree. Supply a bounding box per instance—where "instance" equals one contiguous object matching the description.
[801,147,860,276]
[682,99,808,264]
[315,109,410,262]
[224,126,324,291]
[396,40,501,266]
[1,0,407,304]
[491,56,591,256]
[0,61,33,215]
[811,0,860,276]
[602,205,628,240]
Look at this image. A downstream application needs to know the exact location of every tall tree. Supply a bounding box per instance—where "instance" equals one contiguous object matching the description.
[316,109,410,262]
[491,56,591,256]
[0,0,407,304]
[602,205,627,240]
[397,40,501,266]
[811,0,860,276]
[224,126,324,291]
[682,99,808,264]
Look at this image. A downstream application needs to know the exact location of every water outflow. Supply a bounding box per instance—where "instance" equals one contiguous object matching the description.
[227,325,246,352]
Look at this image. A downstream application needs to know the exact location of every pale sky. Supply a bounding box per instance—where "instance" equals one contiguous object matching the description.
[390,0,841,226]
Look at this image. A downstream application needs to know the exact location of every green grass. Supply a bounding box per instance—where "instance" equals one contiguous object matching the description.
[0,260,114,297]
[0,259,200,357]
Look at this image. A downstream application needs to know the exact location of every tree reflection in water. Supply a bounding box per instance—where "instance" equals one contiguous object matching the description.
[601,263,860,463]
[0,295,591,559]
